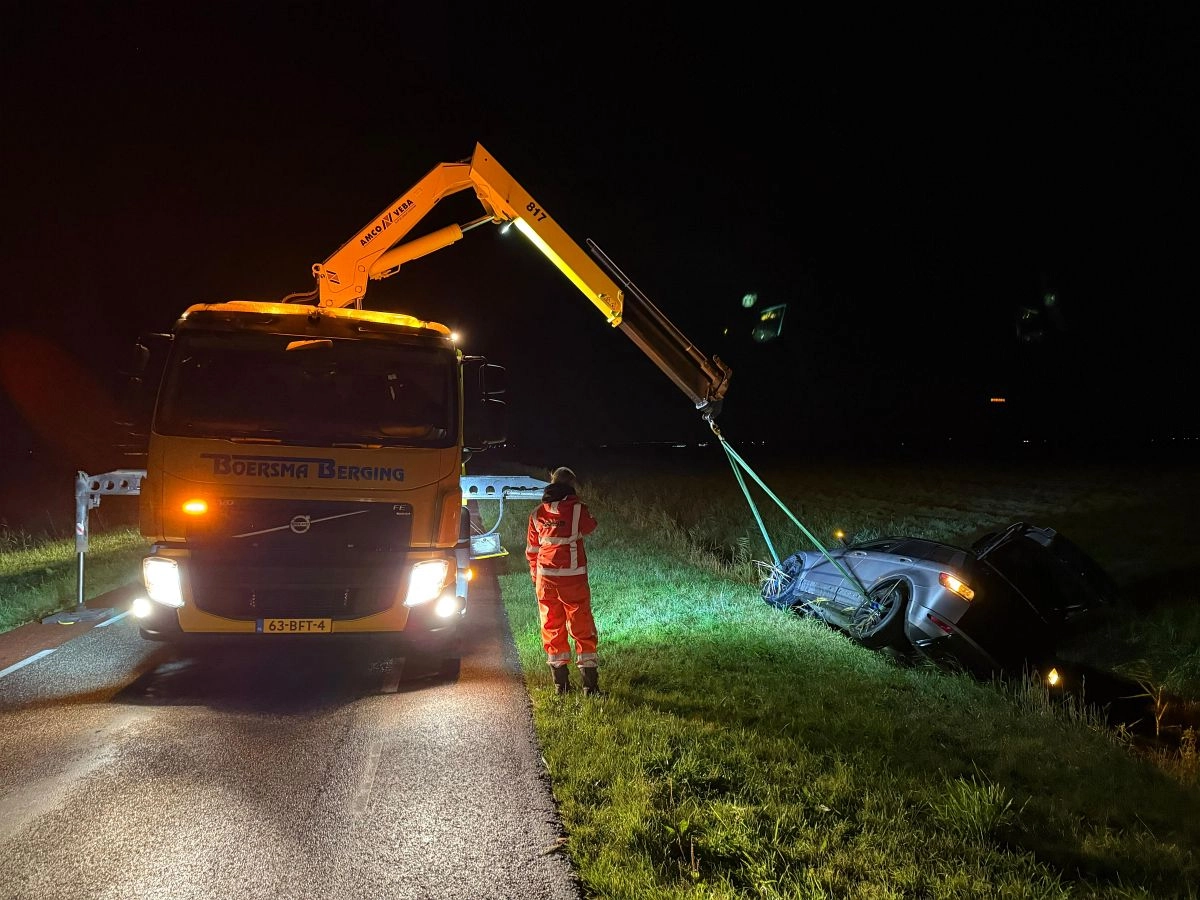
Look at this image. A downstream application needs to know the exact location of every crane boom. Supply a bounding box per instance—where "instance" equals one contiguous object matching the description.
[310,143,731,419]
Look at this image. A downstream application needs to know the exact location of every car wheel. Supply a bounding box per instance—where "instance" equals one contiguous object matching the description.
[850,578,910,650]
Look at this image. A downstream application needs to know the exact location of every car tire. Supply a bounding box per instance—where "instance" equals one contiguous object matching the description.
[851,578,910,651]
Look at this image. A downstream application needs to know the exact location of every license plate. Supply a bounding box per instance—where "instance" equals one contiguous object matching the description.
[259,618,332,634]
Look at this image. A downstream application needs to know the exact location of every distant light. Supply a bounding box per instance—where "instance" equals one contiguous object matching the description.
[989,397,1007,404]
[1046,668,1061,686]
[742,292,758,309]
[751,304,787,343]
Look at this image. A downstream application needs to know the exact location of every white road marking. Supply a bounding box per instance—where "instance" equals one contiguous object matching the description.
[352,741,384,818]
[0,648,56,679]
[95,611,130,627]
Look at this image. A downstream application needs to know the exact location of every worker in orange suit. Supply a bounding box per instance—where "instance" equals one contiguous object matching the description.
[526,466,601,696]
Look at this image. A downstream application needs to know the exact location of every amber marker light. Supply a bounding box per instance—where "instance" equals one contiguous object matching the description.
[182,499,209,515]
[938,572,976,601]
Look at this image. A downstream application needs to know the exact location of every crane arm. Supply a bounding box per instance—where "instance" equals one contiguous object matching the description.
[311,143,731,418]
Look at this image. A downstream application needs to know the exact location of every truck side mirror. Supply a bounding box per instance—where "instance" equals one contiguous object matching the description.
[462,358,507,450]
[477,361,506,397]
[115,333,172,454]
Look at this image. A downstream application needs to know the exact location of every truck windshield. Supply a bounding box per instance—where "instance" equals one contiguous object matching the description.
[155,331,457,448]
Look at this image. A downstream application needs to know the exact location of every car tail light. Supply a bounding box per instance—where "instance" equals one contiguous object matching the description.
[939,572,975,601]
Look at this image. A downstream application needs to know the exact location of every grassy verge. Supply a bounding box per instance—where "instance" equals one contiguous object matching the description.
[0,527,147,632]
[489,456,1200,898]
[4,456,1199,894]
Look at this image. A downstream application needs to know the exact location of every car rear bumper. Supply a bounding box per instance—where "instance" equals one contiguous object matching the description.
[905,606,1006,677]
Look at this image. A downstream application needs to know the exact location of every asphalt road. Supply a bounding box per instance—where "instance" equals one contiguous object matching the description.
[0,561,582,900]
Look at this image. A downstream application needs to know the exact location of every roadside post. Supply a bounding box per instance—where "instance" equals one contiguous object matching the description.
[42,469,146,625]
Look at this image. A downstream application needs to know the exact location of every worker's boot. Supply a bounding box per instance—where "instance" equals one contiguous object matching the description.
[580,666,600,697]
[551,664,572,695]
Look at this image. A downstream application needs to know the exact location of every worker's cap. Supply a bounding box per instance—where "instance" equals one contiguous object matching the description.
[550,466,578,485]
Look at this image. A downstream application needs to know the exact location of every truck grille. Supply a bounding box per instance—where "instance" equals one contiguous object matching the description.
[186,557,403,620]
[183,498,416,620]
[186,498,413,551]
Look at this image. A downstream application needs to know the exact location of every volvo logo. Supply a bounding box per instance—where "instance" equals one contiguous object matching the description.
[231,509,368,541]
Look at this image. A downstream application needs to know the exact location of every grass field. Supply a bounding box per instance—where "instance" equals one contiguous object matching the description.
[3,449,1199,896]
[0,525,148,632]
[486,448,1200,898]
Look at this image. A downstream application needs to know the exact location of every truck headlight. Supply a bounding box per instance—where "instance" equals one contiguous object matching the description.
[143,558,184,608]
[405,559,449,607]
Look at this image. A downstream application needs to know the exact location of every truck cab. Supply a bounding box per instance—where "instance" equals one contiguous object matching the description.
[133,302,500,674]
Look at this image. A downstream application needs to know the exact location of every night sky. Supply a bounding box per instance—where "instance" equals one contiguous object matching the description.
[2,5,1195,511]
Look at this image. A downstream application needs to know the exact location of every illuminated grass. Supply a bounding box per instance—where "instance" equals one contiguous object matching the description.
[0,526,147,632]
[490,456,1200,898]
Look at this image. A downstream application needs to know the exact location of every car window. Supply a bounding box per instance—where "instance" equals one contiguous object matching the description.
[869,538,968,568]
[854,539,909,553]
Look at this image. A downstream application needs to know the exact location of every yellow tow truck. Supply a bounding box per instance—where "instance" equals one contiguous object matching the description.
[124,143,731,674]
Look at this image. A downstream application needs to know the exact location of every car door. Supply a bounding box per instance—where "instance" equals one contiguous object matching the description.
[798,539,908,631]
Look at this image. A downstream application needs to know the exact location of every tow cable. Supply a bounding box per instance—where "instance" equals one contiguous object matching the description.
[707,417,869,602]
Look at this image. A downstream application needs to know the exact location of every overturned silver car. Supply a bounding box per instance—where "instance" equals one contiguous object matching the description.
[760,523,1120,678]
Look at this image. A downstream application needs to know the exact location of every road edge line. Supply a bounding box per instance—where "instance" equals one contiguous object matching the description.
[0,648,57,680]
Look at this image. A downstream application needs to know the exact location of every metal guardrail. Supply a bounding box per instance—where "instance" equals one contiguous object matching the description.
[459,475,549,501]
